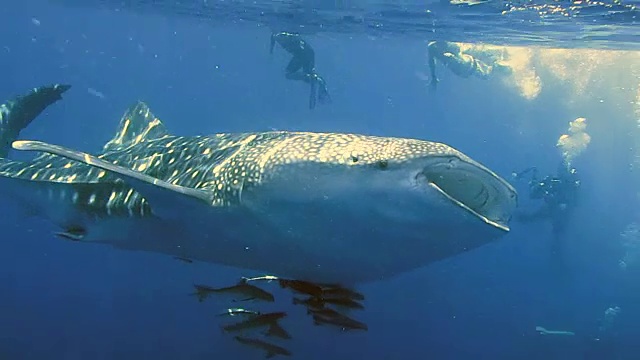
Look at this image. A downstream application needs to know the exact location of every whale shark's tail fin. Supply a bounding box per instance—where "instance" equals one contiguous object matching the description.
[0,84,71,158]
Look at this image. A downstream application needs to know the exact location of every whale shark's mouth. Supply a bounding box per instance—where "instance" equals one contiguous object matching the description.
[419,158,517,232]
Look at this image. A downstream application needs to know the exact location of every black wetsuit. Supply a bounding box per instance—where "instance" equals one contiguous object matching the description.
[515,162,581,266]
[270,32,330,109]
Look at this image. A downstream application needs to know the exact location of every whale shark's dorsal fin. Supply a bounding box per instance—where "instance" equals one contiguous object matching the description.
[102,101,169,153]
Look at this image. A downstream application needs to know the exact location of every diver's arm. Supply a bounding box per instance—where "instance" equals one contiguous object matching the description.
[427,47,438,87]
[270,33,277,54]
[309,81,317,110]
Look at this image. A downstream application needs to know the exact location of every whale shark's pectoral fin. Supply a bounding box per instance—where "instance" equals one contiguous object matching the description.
[12,140,215,219]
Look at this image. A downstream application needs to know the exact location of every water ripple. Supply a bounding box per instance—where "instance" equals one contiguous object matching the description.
[52,0,640,49]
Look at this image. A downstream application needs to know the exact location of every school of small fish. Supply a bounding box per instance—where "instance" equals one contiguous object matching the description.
[189,272,367,358]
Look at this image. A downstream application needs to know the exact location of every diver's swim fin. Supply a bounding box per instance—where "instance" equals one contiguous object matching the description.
[309,80,317,110]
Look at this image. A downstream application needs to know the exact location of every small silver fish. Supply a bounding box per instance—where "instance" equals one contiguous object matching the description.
[218,308,261,317]
[241,275,280,283]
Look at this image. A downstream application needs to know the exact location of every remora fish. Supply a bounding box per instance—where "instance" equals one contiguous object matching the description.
[1,92,517,285]
[293,296,364,311]
[219,309,292,341]
[192,283,275,302]
[234,336,292,358]
[321,286,365,301]
[309,307,368,331]
[222,312,287,333]
[264,322,292,340]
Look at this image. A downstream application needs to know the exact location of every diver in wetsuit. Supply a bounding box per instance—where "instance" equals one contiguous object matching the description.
[513,161,581,265]
[426,40,510,89]
[270,31,330,109]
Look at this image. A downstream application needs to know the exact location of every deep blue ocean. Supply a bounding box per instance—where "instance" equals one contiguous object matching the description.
[1,0,640,359]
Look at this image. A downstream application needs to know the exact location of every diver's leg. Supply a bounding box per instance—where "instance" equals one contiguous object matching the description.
[286,72,310,81]
[285,56,304,81]
[301,48,320,108]
[473,60,493,79]
[309,79,317,110]
[315,74,330,104]
[301,47,316,76]
[446,53,475,79]
[427,42,439,88]
[549,212,571,276]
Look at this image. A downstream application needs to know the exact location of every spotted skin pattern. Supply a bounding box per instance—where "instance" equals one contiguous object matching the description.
[0,87,520,284]
[1,101,491,220]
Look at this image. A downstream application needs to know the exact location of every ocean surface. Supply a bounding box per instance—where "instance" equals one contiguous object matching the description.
[1,0,639,359]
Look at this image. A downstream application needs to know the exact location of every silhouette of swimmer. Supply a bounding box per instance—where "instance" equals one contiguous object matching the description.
[270,31,330,109]
[513,162,581,266]
[426,40,510,89]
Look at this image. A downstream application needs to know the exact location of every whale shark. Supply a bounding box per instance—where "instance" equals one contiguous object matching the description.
[1,85,517,285]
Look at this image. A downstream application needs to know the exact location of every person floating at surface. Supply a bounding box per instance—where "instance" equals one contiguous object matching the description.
[270,31,331,109]
[425,40,510,89]
[513,161,581,267]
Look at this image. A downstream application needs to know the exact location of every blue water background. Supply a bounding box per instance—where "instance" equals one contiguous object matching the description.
[1,1,639,359]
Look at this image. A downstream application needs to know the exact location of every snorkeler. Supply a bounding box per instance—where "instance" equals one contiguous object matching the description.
[425,40,510,89]
[270,31,331,109]
[513,161,581,265]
